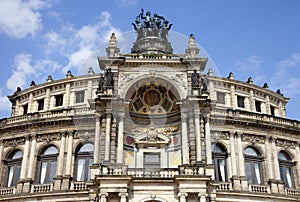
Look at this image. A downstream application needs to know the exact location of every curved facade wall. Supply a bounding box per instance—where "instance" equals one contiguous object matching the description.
[0,25,300,202]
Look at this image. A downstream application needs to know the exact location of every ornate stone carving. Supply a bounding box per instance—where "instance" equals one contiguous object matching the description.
[118,73,135,88]
[3,137,26,146]
[275,138,296,149]
[125,125,177,135]
[241,133,265,144]
[171,74,187,89]
[37,133,61,143]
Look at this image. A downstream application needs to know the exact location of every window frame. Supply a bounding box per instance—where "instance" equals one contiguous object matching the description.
[4,150,23,187]
[244,147,263,185]
[237,95,245,108]
[75,91,85,103]
[212,143,228,182]
[75,143,94,181]
[278,151,295,188]
[55,94,64,107]
[216,92,226,104]
[255,100,261,112]
[37,98,45,111]
[143,152,161,169]
[37,146,58,184]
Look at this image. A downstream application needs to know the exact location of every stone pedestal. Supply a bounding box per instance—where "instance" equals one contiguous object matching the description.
[240,176,248,191]
[231,175,241,191]
[53,175,63,190]
[61,175,72,190]
[22,179,33,193]
[90,163,101,179]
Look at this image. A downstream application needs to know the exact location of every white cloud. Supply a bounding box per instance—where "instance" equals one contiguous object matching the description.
[0,88,11,116]
[271,53,300,97]
[6,53,61,91]
[43,11,122,74]
[235,55,262,72]
[0,0,52,39]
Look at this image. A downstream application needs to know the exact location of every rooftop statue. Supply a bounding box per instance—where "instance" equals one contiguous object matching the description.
[132,9,173,40]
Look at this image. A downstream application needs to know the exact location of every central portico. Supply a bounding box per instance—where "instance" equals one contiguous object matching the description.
[89,10,214,202]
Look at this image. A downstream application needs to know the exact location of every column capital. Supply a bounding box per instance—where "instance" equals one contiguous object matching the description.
[178,192,188,197]
[235,131,242,138]
[118,112,125,119]
[118,192,128,197]
[106,112,112,119]
[99,193,108,198]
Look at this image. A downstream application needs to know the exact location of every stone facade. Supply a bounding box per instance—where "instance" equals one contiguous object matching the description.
[0,12,300,202]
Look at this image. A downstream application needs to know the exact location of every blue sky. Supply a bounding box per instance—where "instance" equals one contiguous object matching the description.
[0,0,299,120]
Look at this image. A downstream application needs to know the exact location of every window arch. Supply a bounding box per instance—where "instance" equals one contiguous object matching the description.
[212,143,227,182]
[38,145,58,184]
[244,146,263,184]
[5,150,22,187]
[278,151,294,188]
[75,143,94,181]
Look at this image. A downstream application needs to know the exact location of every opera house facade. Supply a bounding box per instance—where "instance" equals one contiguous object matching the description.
[0,11,300,202]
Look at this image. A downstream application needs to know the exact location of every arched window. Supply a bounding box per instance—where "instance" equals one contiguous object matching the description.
[278,151,294,188]
[5,150,22,187]
[38,146,58,184]
[75,143,94,181]
[244,146,263,184]
[212,143,227,182]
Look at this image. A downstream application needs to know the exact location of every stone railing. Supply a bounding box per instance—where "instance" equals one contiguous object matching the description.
[31,183,53,193]
[211,109,300,128]
[214,182,232,191]
[0,187,15,196]
[286,188,300,196]
[71,181,88,190]
[127,168,179,178]
[1,108,95,126]
[249,184,270,194]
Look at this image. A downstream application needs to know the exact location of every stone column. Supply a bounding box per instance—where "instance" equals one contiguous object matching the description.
[20,136,30,180]
[198,194,206,202]
[99,193,108,202]
[65,131,74,176]
[265,136,274,180]
[44,88,51,110]
[249,90,254,111]
[271,138,280,180]
[94,113,101,164]
[117,112,125,164]
[87,79,93,99]
[296,143,300,187]
[54,132,66,190]
[17,136,30,193]
[64,83,71,107]
[229,132,240,190]
[27,135,37,179]
[28,93,33,113]
[230,85,236,109]
[104,113,112,162]
[205,115,212,165]
[236,133,245,176]
[236,132,248,190]
[119,193,128,202]
[57,132,66,176]
[229,132,237,176]
[194,111,201,163]
[0,139,3,184]
[178,193,187,202]
[181,112,189,164]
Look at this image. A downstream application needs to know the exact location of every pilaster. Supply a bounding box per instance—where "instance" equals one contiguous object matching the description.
[104,112,112,163]
[194,110,201,163]
[117,112,125,164]
[181,112,189,164]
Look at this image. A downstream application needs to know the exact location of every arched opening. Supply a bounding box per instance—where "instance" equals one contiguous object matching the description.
[75,143,94,181]
[278,151,295,188]
[123,78,182,169]
[244,146,263,185]
[37,145,58,184]
[5,150,22,187]
[212,143,228,182]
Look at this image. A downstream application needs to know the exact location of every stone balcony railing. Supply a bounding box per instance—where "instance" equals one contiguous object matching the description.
[214,182,232,191]
[211,109,300,128]
[31,183,53,193]
[249,184,270,194]
[0,107,95,127]
[70,181,88,191]
[0,187,15,196]
[286,188,300,196]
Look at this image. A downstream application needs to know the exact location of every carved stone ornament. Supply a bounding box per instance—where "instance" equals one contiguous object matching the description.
[171,74,187,89]
[241,134,265,144]
[118,73,135,88]
[3,137,26,147]
[125,125,177,135]
[275,138,296,149]
[37,133,61,143]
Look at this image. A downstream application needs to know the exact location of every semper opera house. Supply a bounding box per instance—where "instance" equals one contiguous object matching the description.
[0,11,300,202]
